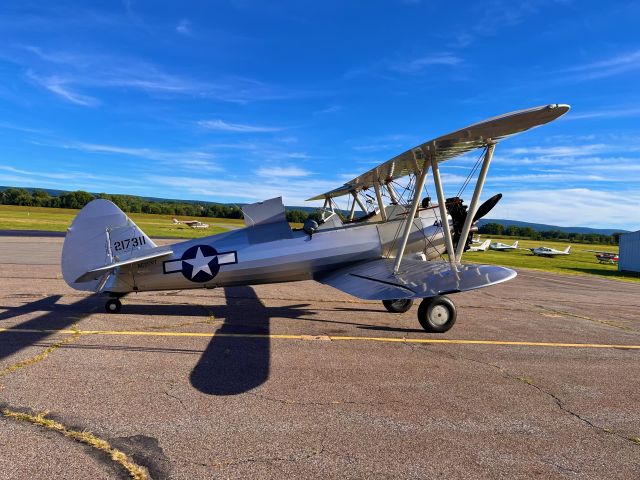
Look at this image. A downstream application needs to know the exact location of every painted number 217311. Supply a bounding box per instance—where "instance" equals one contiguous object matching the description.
[113,236,146,252]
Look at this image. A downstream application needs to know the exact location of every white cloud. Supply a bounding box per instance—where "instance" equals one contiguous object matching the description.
[504,144,609,157]
[198,119,284,133]
[490,188,640,229]
[149,174,336,205]
[256,166,310,178]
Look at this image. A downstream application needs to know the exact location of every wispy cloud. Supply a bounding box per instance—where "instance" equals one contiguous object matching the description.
[447,0,554,47]
[391,53,463,74]
[27,71,99,106]
[313,105,342,115]
[198,119,285,133]
[15,45,306,105]
[345,52,464,80]
[566,106,640,121]
[54,141,222,171]
[176,19,192,36]
[564,49,640,80]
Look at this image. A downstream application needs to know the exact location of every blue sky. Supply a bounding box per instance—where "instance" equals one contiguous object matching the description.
[0,1,639,229]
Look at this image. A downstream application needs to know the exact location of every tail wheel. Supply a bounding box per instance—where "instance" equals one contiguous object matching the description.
[105,298,122,314]
[382,298,414,313]
[418,296,456,333]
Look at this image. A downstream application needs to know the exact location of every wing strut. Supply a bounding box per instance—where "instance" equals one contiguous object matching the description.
[430,144,457,268]
[453,141,496,262]
[354,193,367,213]
[373,183,387,221]
[393,148,430,274]
[348,192,358,220]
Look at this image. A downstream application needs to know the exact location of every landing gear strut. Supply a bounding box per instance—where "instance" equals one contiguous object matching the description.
[105,298,122,314]
[382,298,414,313]
[417,295,456,333]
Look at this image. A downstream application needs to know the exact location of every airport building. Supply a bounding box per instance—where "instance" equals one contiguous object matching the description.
[618,230,640,273]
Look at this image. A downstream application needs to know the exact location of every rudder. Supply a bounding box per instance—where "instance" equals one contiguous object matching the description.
[61,199,156,291]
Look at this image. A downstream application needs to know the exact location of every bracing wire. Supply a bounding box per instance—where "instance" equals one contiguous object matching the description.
[455,146,487,199]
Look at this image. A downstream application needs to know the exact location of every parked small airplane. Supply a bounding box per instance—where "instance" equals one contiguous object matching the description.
[172,218,210,229]
[529,245,571,257]
[468,239,491,252]
[587,250,619,264]
[61,104,569,333]
[489,240,519,251]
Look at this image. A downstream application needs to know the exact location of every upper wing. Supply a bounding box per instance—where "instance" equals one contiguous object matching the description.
[307,104,569,201]
[317,257,516,300]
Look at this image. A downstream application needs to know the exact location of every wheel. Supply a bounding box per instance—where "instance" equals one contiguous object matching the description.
[417,296,456,333]
[382,298,414,313]
[105,298,122,314]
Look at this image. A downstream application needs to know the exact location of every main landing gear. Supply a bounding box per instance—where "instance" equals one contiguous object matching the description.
[382,295,457,333]
[105,297,122,314]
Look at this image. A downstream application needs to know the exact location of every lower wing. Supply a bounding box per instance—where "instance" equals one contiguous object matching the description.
[317,258,516,300]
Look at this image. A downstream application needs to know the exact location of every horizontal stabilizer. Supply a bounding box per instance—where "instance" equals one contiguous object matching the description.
[318,258,516,300]
[74,248,173,283]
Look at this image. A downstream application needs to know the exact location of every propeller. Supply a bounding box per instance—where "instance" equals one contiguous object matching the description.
[472,193,502,223]
[447,193,503,251]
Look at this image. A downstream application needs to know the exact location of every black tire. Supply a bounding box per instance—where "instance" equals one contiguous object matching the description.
[417,296,456,333]
[382,298,414,313]
[105,298,122,314]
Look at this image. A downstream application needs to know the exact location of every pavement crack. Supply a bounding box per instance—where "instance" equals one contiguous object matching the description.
[246,391,402,408]
[0,406,150,480]
[540,458,579,475]
[439,349,640,448]
[163,389,187,410]
[0,325,82,380]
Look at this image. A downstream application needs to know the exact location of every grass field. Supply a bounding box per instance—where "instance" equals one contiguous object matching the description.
[1,204,637,283]
[0,205,242,238]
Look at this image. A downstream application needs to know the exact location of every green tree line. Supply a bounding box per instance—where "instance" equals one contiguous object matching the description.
[0,187,317,223]
[479,222,621,245]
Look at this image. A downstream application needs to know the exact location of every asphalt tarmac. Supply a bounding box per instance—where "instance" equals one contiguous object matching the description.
[0,236,639,479]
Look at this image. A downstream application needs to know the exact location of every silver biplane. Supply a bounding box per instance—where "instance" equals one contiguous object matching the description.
[61,104,569,333]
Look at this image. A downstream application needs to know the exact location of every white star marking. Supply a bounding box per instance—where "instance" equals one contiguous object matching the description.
[183,247,217,279]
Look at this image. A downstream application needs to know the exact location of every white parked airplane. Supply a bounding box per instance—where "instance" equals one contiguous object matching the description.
[529,245,571,257]
[172,218,210,229]
[468,239,491,252]
[489,240,519,251]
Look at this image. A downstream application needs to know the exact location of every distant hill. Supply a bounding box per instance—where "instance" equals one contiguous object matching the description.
[1,186,629,234]
[478,218,629,236]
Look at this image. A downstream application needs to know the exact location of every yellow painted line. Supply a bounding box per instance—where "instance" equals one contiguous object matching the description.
[0,327,639,349]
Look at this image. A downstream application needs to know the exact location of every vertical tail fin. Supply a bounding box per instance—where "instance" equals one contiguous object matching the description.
[564,245,571,253]
[513,241,519,248]
[61,199,155,292]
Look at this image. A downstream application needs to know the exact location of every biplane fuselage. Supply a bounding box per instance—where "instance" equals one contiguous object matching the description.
[66,202,446,295]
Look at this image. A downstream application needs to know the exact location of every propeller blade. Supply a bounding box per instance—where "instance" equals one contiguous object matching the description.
[472,193,502,223]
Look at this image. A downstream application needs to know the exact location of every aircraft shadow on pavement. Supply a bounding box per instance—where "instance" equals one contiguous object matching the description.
[190,286,312,396]
[0,295,101,362]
